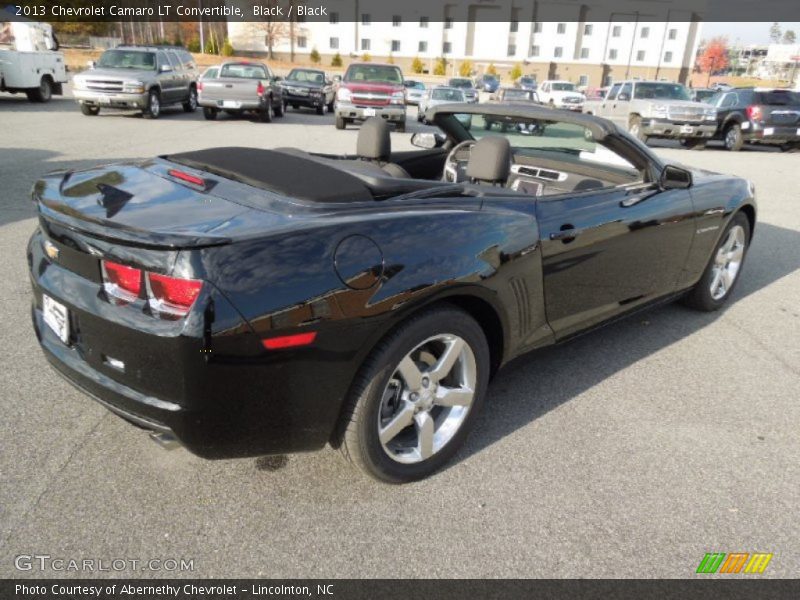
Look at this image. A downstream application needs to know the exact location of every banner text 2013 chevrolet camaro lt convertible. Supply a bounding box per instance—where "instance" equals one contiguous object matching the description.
[27,106,755,482]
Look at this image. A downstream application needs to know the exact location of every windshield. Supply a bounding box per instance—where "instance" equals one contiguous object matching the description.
[287,69,325,84]
[519,78,535,85]
[97,50,155,70]
[551,82,576,91]
[432,88,465,101]
[345,64,403,84]
[449,79,472,88]
[220,63,267,79]
[483,75,498,82]
[505,89,535,101]
[633,82,690,100]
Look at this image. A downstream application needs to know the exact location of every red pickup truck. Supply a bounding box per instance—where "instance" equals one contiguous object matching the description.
[334,62,407,131]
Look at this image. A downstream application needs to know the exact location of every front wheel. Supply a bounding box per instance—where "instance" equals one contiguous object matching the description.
[335,115,346,129]
[628,115,647,143]
[143,89,160,119]
[259,97,274,122]
[80,104,100,116]
[682,212,750,312]
[316,102,327,116]
[183,87,197,112]
[203,107,218,120]
[274,97,284,117]
[724,123,744,151]
[338,306,490,483]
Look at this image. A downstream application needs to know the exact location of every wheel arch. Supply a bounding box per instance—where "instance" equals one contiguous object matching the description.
[737,203,756,241]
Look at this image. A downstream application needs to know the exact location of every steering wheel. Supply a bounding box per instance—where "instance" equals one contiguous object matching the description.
[443,140,476,183]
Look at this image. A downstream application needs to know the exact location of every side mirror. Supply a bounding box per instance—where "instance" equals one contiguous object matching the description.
[411,132,446,149]
[160,64,172,73]
[617,93,630,101]
[660,165,692,190]
[87,60,96,69]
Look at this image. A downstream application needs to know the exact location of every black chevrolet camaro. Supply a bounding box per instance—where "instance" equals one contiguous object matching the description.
[27,105,756,482]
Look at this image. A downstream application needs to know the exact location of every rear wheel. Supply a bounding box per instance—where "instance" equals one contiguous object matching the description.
[338,306,490,483]
[27,76,53,102]
[182,87,197,112]
[274,97,284,117]
[724,123,744,151]
[260,97,274,122]
[203,107,218,120]
[682,212,750,312]
[80,104,100,116]
[143,89,160,119]
[335,115,346,129]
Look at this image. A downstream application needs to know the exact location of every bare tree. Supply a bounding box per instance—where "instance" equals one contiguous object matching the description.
[244,1,294,58]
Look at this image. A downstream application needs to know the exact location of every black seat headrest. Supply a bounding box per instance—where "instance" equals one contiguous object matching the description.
[357,117,391,161]
[466,136,511,184]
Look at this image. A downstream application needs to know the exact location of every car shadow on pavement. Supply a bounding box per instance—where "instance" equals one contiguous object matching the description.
[452,221,800,468]
[0,94,78,113]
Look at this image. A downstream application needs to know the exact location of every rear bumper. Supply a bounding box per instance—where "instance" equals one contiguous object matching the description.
[742,122,800,144]
[554,102,584,111]
[73,89,148,109]
[335,102,406,122]
[198,96,262,111]
[641,118,717,138]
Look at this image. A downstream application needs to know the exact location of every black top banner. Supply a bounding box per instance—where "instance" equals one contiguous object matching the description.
[4,0,800,23]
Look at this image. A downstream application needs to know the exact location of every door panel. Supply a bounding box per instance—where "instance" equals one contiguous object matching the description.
[537,185,695,339]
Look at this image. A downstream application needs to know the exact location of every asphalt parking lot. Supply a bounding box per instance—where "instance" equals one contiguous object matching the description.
[1,87,798,578]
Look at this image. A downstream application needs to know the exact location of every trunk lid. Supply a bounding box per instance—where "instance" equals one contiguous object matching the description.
[199,77,261,104]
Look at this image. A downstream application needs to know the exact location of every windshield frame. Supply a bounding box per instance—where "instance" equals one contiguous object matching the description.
[344,64,404,85]
[633,82,691,101]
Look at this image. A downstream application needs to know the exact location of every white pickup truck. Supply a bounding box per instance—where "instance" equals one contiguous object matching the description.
[537,80,586,111]
[0,19,67,102]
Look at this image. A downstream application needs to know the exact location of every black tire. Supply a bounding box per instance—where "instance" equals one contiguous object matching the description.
[337,305,490,483]
[395,120,406,133]
[724,123,744,151]
[327,100,335,111]
[316,102,326,116]
[182,86,197,112]
[779,142,800,153]
[283,100,289,112]
[27,76,52,102]
[682,212,751,312]
[259,97,274,122]
[628,115,647,143]
[203,107,218,120]
[274,97,284,117]
[143,89,161,119]
[80,104,100,116]
[292,103,300,109]
[335,115,346,129]
[416,112,423,122]
[484,119,492,130]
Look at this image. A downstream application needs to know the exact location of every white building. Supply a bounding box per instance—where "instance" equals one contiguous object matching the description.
[227,1,703,87]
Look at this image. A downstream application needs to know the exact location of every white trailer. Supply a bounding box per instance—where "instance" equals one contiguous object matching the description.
[0,19,67,102]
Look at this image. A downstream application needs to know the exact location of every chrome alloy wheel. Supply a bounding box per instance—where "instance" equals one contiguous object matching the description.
[378,334,477,464]
[710,225,746,300]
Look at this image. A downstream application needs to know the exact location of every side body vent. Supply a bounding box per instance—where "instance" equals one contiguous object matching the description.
[509,277,532,336]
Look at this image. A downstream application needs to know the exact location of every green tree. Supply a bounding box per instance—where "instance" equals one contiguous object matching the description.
[310,48,321,64]
[204,37,220,55]
[510,63,523,80]
[361,52,371,62]
[433,56,447,76]
[221,38,234,57]
[459,60,473,77]
[411,56,425,74]
[186,38,201,53]
[331,52,343,67]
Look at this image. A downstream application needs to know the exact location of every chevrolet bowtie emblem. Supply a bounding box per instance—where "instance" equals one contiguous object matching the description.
[44,240,59,260]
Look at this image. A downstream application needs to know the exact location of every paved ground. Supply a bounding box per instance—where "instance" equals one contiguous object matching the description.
[1,88,798,579]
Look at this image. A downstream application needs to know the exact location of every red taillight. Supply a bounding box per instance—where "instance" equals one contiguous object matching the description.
[102,260,142,301]
[256,81,264,97]
[168,169,206,188]
[746,105,762,121]
[147,273,203,317]
[262,332,317,350]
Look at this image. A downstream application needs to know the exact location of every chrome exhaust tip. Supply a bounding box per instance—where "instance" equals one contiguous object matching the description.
[149,431,181,450]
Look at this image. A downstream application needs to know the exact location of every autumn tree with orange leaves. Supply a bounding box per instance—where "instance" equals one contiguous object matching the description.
[697,37,730,86]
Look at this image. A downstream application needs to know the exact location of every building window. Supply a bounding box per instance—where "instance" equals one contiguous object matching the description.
[297,36,307,49]
[329,37,339,50]
[361,39,370,51]
[636,50,645,61]
[554,46,563,58]
[584,24,593,35]
[640,27,649,39]
[608,48,618,60]
[391,40,401,52]
[507,44,516,56]
[664,51,673,63]
[444,18,454,29]
[392,15,401,27]
[580,47,589,59]
[578,75,588,86]
[443,41,452,54]
[361,14,370,26]
[510,21,519,33]
[329,12,338,24]
[420,16,429,28]
[531,45,540,57]
[419,41,428,52]
[612,26,621,37]
[533,22,542,33]
[668,28,677,40]
[557,23,566,34]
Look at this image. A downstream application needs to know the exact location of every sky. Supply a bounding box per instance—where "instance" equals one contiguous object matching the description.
[703,22,800,45]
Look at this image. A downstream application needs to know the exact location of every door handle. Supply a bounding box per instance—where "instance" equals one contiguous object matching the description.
[550,228,581,242]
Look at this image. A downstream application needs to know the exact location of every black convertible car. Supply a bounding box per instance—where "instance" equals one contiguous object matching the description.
[27,105,756,482]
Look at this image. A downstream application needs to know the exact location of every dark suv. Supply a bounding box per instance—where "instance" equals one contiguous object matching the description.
[707,87,800,151]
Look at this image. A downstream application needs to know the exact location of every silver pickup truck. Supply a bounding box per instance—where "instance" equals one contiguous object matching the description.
[198,61,285,122]
[583,80,717,148]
